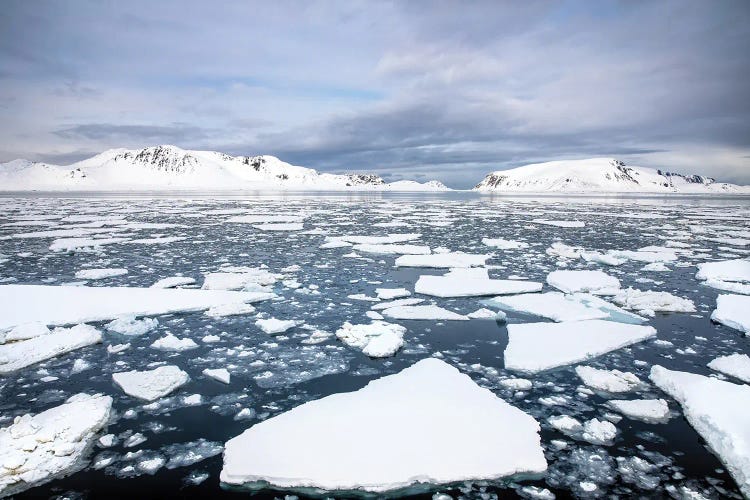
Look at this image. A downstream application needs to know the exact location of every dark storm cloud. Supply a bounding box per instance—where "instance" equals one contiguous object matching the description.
[0,0,748,187]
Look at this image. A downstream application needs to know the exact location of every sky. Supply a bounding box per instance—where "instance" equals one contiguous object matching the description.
[1,0,749,188]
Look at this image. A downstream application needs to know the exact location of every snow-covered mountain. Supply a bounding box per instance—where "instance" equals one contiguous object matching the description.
[474,158,749,194]
[0,145,450,192]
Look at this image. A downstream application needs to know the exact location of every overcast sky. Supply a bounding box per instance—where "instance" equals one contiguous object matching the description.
[1,0,749,187]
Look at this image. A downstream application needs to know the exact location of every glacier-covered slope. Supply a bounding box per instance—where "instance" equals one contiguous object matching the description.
[474,158,748,193]
[0,145,449,191]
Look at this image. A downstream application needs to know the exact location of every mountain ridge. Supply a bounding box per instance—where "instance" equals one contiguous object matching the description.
[473,158,749,194]
[0,145,449,192]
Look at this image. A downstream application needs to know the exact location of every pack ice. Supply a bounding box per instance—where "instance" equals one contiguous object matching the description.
[221,358,546,493]
[0,393,112,496]
[0,285,272,331]
[650,366,750,497]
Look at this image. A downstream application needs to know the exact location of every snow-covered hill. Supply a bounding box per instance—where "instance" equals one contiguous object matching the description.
[0,145,450,192]
[474,158,749,194]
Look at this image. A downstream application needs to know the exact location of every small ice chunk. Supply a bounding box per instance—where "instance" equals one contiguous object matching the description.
[546,270,620,295]
[533,219,585,228]
[150,332,198,351]
[500,378,533,390]
[112,365,189,401]
[150,276,196,289]
[74,268,128,280]
[381,305,468,321]
[255,318,299,335]
[467,308,504,320]
[335,321,407,358]
[707,353,750,383]
[575,365,642,393]
[205,302,256,318]
[375,288,411,300]
[481,238,529,250]
[415,275,542,298]
[105,315,158,336]
[606,399,670,423]
[395,252,489,269]
[613,288,695,315]
[203,368,231,384]
[581,418,618,445]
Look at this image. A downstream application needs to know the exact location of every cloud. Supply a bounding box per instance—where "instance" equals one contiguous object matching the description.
[0,0,748,187]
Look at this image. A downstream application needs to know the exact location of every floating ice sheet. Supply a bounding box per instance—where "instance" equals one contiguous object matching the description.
[0,285,272,331]
[221,358,547,493]
[504,320,656,373]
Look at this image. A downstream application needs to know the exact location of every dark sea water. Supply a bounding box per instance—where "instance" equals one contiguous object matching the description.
[0,192,748,499]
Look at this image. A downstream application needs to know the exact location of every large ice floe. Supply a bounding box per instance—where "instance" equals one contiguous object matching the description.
[711,294,750,334]
[0,393,112,496]
[0,285,272,330]
[0,324,102,374]
[650,366,750,497]
[546,270,620,295]
[696,259,750,295]
[221,358,547,493]
[112,365,190,401]
[415,268,542,298]
[504,320,656,373]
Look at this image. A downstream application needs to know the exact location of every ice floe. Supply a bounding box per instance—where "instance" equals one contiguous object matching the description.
[151,332,198,351]
[353,243,431,255]
[707,353,750,383]
[335,321,406,357]
[255,318,299,335]
[221,358,547,492]
[575,365,643,393]
[482,238,529,249]
[105,315,158,336]
[150,276,196,289]
[375,288,411,300]
[112,365,190,401]
[650,365,750,497]
[612,288,695,315]
[203,368,231,384]
[486,292,642,324]
[504,320,656,373]
[533,219,585,228]
[415,271,542,298]
[74,268,128,280]
[0,285,272,331]
[710,294,750,334]
[546,270,620,295]
[395,252,489,268]
[605,399,670,423]
[0,324,101,374]
[0,393,112,496]
[381,305,468,321]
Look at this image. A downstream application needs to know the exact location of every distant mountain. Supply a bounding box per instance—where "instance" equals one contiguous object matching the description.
[0,145,450,192]
[474,158,749,193]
